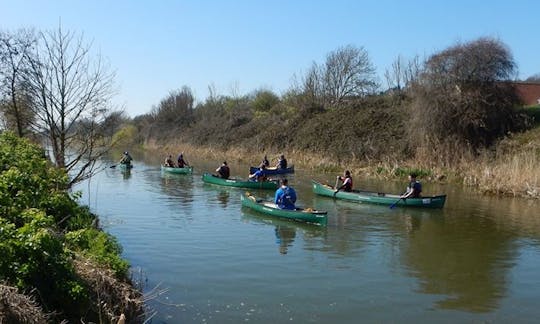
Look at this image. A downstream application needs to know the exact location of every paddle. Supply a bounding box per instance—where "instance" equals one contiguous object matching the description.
[110,164,117,168]
[389,197,404,209]
[333,176,340,197]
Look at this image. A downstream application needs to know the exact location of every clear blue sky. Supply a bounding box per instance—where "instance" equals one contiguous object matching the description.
[1,0,538,117]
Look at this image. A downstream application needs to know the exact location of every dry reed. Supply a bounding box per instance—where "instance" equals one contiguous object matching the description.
[0,283,48,323]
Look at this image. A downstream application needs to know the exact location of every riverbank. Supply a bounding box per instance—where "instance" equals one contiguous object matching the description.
[0,132,144,323]
[144,129,540,199]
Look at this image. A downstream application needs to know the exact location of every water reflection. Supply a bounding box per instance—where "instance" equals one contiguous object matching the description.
[121,168,131,180]
[241,207,327,255]
[217,190,230,207]
[399,208,517,313]
[275,225,296,254]
[81,156,540,322]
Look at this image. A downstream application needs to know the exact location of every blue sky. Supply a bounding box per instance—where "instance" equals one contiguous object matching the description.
[1,0,538,117]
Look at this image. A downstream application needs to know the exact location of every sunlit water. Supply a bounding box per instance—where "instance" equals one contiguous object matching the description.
[75,155,540,323]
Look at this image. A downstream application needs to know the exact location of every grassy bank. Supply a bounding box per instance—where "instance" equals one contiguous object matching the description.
[144,123,540,199]
[0,132,144,323]
[125,94,540,199]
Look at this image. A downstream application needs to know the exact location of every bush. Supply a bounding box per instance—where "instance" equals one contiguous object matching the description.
[65,229,129,278]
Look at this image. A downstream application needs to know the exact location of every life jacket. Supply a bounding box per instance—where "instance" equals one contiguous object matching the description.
[343,176,353,192]
[219,166,230,179]
[279,159,287,169]
[278,187,295,209]
[408,180,422,198]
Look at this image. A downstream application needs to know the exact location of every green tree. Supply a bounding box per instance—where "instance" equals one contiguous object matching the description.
[251,89,280,113]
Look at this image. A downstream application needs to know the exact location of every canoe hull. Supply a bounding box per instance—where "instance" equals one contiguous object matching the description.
[249,165,295,175]
[202,173,278,189]
[241,193,327,225]
[311,180,446,208]
[161,165,193,174]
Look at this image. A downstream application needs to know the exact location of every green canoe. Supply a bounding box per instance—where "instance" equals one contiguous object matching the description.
[161,165,193,174]
[202,173,278,189]
[311,180,446,208]
[240,192,328,226]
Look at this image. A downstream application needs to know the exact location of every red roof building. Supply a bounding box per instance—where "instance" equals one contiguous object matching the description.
[514,82,540,106]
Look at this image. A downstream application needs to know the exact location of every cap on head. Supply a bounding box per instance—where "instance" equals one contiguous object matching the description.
[124,151,128,155]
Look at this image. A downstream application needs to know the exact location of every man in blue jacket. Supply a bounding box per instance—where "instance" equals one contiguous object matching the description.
[275,178,297,210]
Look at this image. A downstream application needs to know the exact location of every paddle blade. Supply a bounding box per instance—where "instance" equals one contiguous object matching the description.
[110,165,117,168]
[389,199,401,209]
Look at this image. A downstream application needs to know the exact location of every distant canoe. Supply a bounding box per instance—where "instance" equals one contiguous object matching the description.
[311,180,446,208]
[202,173,278,189]
[240,192,327,226]
[249,165,294,175]
[118,163,133,170]
[161,165,193,174]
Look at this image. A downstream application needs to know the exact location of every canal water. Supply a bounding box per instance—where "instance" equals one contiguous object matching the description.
[75,153,540,323]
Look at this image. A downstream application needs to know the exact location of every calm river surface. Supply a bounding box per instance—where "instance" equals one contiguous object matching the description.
[75,153,540,323]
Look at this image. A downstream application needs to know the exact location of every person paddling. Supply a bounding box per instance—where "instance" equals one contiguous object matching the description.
[216,161,230,179]
[164,155,175,167]
[249,164,267,182]
[401,173,422,199]
[335,170,353,194]
[177,152,189,168]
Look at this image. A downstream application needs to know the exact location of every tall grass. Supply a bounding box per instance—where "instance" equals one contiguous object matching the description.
[461,126,540,198]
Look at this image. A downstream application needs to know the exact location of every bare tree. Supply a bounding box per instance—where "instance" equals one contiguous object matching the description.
[300,62,324,106]
[525,73,540,83]
[323,45,378,104]
[148,86,195,139]
[24,25,117,187]
[384,54,421,92]
[293,45,378,108]
[0,29,36,137]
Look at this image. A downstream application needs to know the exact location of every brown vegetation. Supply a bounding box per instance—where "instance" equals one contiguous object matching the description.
[125,38,540,198]
[0,284,48,323]
[73,255,145,324]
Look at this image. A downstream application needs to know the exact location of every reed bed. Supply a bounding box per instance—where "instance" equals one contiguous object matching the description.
[143,131,540,199]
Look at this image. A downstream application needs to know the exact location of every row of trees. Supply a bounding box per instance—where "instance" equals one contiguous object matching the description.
[2,25,537,183]
[134,37,533,163]
[0,26,119,187]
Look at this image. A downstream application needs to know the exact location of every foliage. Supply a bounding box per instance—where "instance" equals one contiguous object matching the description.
[0,131,131,321]
[251,89,280,113]
[410,37,528,151]
[112,123,138,148]
[65,229,129,278]
[149,86,195,140]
